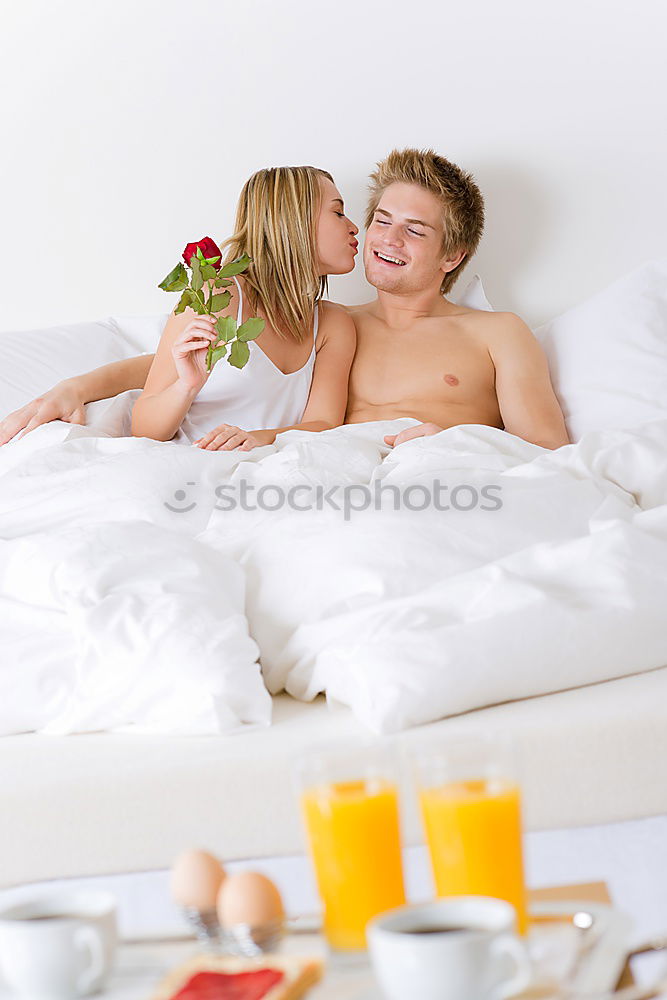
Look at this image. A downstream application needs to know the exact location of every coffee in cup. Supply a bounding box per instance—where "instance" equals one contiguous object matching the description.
[0,889,117,999]
[367,896,531,1000]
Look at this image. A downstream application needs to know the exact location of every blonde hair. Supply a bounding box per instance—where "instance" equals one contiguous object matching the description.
[365,148,485,295]
[219,165,333,343]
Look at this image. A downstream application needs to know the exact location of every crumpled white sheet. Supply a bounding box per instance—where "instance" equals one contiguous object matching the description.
[0,400,268,735]
[1,394,666,735]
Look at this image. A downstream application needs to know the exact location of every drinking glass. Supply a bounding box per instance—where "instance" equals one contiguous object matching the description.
[295,744,406,954]
[412,733,528,935]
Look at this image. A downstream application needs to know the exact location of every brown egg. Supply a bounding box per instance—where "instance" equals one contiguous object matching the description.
[169,849,226,910]
[216,871,285,929]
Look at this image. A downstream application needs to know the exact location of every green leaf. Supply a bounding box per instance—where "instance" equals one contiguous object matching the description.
[218,253,252,279]
[201,263,218,282]
[205,254,221,267]
[215,315,237,342]
[237,317,265,342]
[206,343,228,372]
[158,262,189,292]
[210,291,231,312]
[214,278,232,288]
[196,246,206,260]
[211,345,228,364]
[229,340,250,369]
[185,289,208,316]
[174,288,195,314]
[191,256,203,293]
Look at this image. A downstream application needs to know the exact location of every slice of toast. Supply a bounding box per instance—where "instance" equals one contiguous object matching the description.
[150,952,324,1000]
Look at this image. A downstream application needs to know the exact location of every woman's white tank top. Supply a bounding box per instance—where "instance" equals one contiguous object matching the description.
[177,278,318,443]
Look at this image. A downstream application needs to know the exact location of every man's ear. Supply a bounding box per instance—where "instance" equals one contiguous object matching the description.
[440,249,467,277]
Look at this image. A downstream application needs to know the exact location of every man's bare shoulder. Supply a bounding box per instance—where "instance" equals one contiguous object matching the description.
[340,302,377,332]
[474,312,550,376]
[458,308,533,344]
[473,310,536,343]
[481,309,532,328]
[345,301,376,317]
[454,305,512,322]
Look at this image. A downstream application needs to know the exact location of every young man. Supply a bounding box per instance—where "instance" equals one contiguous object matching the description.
[344,148,569,450]
[0,149,569,450]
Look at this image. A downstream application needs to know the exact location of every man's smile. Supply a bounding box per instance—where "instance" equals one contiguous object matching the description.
[373,249,407,266]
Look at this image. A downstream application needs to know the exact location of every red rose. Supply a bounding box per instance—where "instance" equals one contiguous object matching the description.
[182,237,223,270]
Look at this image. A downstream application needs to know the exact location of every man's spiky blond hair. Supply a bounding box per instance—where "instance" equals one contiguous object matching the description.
[365,148,485,294]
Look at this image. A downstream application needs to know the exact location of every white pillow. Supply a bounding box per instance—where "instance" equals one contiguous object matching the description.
[0,319,141,417]
[108,312,169,355]
[451,273,494,311]
[534,258,667,441]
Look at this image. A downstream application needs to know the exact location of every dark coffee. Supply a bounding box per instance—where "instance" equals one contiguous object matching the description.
[403,925,468,935]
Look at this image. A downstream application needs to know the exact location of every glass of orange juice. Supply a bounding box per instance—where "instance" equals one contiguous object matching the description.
[413,734,528,935]
[295,745,406,956]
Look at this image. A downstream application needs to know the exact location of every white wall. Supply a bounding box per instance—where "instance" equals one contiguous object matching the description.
[1,0,664,333]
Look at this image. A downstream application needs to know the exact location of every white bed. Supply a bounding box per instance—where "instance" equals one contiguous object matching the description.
[2,671,667,888]
[1,263,666,904]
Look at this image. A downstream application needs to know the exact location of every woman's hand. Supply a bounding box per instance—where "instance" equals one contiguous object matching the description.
[172,316,218,393]
[0,380,86,446]
[193,424,271,451]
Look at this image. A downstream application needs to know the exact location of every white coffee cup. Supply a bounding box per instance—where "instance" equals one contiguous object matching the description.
[0,890,117,1000]
[367,896,531,1000]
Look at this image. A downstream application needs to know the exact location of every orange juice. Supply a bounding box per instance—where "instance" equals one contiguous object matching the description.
[301,779,406,950]
[419,778,528,934]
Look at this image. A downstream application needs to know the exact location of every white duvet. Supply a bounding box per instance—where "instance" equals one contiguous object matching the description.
[1,391,666,735]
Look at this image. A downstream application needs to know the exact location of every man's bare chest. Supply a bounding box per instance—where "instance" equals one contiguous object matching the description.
[349,319,495,404]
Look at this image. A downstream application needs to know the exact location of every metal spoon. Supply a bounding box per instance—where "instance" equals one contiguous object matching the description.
[563,910,599,992]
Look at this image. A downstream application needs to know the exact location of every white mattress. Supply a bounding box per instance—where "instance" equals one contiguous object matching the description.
[3,665,667,887]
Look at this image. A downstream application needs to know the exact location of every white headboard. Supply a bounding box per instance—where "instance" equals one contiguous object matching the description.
[2,0,664,332]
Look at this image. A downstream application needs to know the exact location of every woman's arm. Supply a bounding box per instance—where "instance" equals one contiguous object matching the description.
[131,308,220,441]
[193,302,357,450]
[0,354,155,446]
[133,274,243,441]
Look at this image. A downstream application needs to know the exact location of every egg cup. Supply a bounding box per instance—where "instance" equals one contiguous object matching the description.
[222,917,286,957]
[180,906,223,952]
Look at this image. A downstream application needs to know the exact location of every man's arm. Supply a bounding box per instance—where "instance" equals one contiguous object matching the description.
[0,354,155,445]
[74,354,155,401]
[487,313,570,449]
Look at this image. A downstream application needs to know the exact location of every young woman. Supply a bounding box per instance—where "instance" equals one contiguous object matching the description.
[0,166,359,451]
